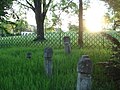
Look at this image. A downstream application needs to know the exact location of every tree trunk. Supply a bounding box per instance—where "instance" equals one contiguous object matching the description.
[33,0,45,41]
[78,0,83,47]
[35,13,45,40]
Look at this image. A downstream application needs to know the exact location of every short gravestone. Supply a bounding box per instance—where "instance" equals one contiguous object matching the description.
[63,36,71,54]
[26,52,32,59]
[77,55,92,90]
[44,47,53,76]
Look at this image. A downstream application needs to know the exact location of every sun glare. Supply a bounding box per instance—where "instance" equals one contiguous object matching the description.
[85,4,105,32]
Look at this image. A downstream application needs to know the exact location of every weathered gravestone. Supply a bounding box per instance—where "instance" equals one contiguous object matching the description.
[26,52,32,59]
[44,47,53,76]
[77,55,92,90]
[63,36,71,54]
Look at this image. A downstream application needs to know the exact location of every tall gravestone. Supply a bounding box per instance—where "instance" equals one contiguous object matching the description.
[77,55,92,90]
[44,47,53,76]
[63,36,71,54]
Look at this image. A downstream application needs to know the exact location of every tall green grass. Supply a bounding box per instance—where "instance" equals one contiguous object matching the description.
[0,47,116,90]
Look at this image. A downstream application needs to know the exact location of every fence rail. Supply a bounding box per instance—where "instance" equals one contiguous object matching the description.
[0,31,119,48]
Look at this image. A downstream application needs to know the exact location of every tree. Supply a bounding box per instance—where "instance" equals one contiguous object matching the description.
[17,0,52,41]
[103,0,120,19]
[0,0,13,19]
[33,0,52,40]
[0,0,14,36]
[0,21,15,34]
[101,0,120,13]
[101,0,120,30]
[17,0,79,40]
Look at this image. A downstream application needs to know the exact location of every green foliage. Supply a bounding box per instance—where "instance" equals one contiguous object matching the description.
[0,0,15,36]
[0,19,28,35]
[48,0,78,28]
[102,0,120,12]
[69,24,79,32]
[0,0,13,18]
[83,0,90,10]
[101,0,120,20]
[45,27,54,32]
[0,20,15,36]
[14,19,29,33]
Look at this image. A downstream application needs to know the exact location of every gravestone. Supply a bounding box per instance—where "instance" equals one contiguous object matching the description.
[26,52,32,59]
[63,36,71,54]
[77,55,92,90]
[44,47,53,76]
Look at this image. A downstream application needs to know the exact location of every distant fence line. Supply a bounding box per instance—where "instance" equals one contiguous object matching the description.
[0,31,119,48]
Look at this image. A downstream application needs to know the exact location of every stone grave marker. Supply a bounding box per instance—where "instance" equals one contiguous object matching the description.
[63,36,71,54]
[77,55,92,90]
[26,52,32,59]
[44,47,53,76]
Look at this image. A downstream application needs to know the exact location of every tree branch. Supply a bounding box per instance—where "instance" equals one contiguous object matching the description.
[26,0,35,12]
[43,0,46,12]
[62,0,73,10]
[43,0,52,20]
[17,1,30,9]
[44,0,52,13]
[17,1,35,12]
[46,0,52,9]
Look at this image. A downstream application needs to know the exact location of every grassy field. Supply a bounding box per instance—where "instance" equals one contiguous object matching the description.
[0,31,119,90]
[0,47,116,90]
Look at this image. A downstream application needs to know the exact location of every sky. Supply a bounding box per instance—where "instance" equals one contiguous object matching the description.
[26,0,107,23]
[84,0,108,32]
[12,0,108,32]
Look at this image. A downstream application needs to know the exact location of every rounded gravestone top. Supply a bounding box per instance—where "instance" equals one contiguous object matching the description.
[63,36,70,43]
[77,55,92,74]
[44,47,53,58]
[81,55,89,58]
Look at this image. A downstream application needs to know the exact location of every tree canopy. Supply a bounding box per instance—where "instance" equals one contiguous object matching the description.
[101,0,120,12]
[101,0,120,19]
[101,0,120,30]
[0,0,14,36]
[0,0,14,20]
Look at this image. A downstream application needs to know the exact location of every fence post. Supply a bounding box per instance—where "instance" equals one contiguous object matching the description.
[63,36,71,54]
[77,55,92,90]
[44,47,53,76]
